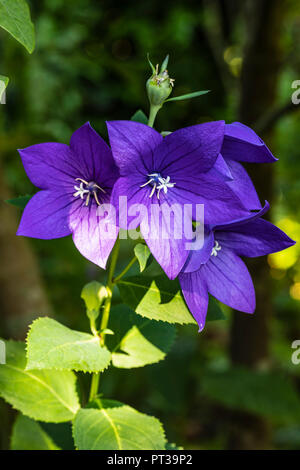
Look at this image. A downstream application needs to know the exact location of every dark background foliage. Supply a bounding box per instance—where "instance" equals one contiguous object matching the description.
[0,0,300,450]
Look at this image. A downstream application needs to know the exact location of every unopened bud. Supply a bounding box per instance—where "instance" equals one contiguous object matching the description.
[146,54,174,107]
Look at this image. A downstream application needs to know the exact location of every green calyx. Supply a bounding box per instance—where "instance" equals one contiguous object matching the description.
[81,281,108,322]
[146,54,174,107]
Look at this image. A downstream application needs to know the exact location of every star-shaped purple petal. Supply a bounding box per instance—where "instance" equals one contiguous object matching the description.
[17,122,119,268]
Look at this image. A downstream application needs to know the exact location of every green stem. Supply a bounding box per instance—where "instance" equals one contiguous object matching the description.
[147,105,161,128]
[89,239,120,402]
[113,256,137,283]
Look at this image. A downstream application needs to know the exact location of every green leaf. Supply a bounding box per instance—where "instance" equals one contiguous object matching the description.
[6,194,32,208]
[134,243,152,272]
[0,0,35,53]
[131,109,148,125]
[108,305,176,368]
[11,415,60,450]
[0,74,8,101]
[26,317,111,373]
[0,340,79,422]
[73,400,166,450]
[202,368,300,423]
[166,90,210,102]
[117,275,196,325]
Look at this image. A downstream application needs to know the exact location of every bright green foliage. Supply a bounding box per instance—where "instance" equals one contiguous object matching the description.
[0,75,8,100]
[166,90,210,102]
[6,194,32,208]
[73,400,166,450]
[202,368,300,423]
[81,281,107,312]
[81,281,107,321]
[109,305,176,368]
[131,109,148,124]
[0,0,35,53]
[0,340,80,422]
[118,275,196,324]
[134,243,152,272]
[26,317,111,373]
[11,415,60,450]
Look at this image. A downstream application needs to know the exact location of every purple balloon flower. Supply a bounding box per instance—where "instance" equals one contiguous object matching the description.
[107,120,249,279]
[17,122,119,268]
[179,202,295,331]
[218,122,277,211]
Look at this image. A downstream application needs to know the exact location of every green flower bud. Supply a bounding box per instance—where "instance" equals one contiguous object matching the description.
[146,55,175,107]
[81,281,108,321]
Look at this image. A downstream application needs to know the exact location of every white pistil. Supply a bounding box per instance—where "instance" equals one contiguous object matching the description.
[140,173,175,199]
[73,178,106,206]
[211,240,221,257]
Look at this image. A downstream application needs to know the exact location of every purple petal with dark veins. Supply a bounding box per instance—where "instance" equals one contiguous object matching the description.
[200,246,256,313]
[225,159,262,210]
[70,122,119,188]
[222,122,277,163]
[169,173,250,225]
[17,190,72,239]
[106,121,163,175]
[183,228,215,273]
[140,194,190,279]
[18,143,78,191]
[212,200,270,231]
[217,218,295,258]
[179,271,209,331]
[69,198,119,269]
[154,121,225,176]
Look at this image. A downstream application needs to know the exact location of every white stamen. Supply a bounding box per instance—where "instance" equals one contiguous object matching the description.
[140,173,175,199]
[73,178,105,206]
[211,240,221,257]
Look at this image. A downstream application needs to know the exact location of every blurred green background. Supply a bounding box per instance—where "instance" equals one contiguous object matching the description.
[0,0,300,450]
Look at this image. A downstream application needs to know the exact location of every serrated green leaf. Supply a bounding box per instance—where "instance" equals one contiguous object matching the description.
[6,194,32,208]
[166,90,210,102]
[134,243,152,272]
[11,415,60,450]
[117,275,196,325]
[131,109,148,124]
[26,317,111,373]
[0,0,35,53]
[0,74,8,101]
[108,305,176,368]
[0,340,79,422]
[73,400,166,450]
[202,368,300,423]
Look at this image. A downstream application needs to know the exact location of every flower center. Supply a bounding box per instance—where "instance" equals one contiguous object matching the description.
[211,240,221,257]
[140,172,176,200]
[73,178,106,206]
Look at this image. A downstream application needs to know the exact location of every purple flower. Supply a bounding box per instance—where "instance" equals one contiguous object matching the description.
[107,120,249,279]
[17,122,119,268]
[179,202,295,331]
[218,122,277,211]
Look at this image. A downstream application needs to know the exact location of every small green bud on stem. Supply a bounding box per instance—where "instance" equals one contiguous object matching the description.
[146,54,175,127]
[81,281,108,334]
